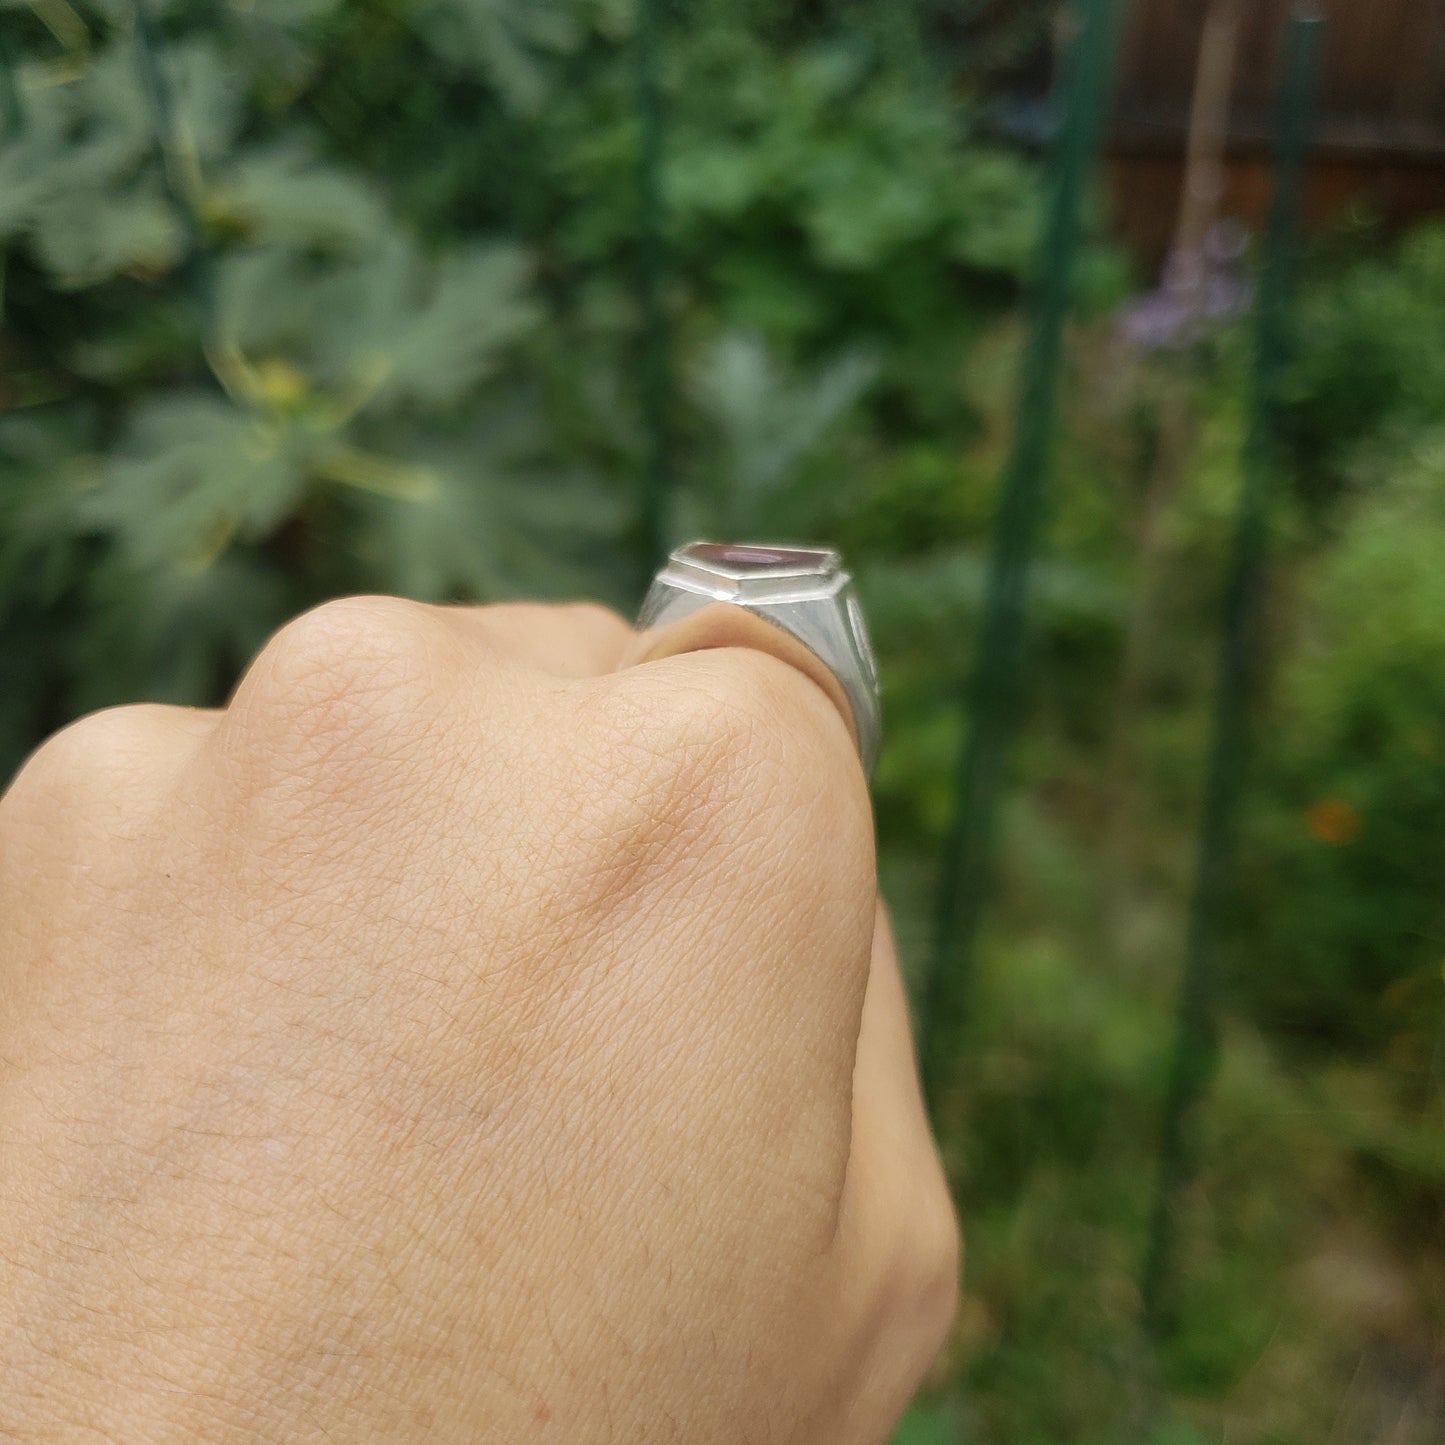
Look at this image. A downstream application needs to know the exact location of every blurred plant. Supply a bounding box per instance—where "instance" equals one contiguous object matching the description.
[685,328,877,535]
[0,0,1046,778]
[0,0,647,766]
[1239,441,1445,1050]
[1209,220,1445,1055]
[1285,219,1445,507]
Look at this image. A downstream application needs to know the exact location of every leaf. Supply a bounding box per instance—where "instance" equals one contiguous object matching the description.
[227,0,344,22]
[3,39,242,285]
[92,394,311,566]
[313,239,539,412]
[0,123,61,241]
[212,246,315,357]
[61,40,163,181]
[66,550,295,713]
[949,150,1040,276]
[0,45,145,247]
[31,178,182,287]
[346,403,627,602]
[207,145,391,255]
[692,330,878,520]
[0,414,97,611]
[410,0,580,114]
[166,40,247,166]
[665,137,766,223]
[803,152,941,270]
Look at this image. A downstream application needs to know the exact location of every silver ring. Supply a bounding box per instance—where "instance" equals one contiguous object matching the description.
[631,542,882,775]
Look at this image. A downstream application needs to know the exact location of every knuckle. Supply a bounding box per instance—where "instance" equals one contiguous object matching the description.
[615,663,782,826]
[601,647,873,895]
[700,648,863,802]
[249,595,431,695]
[482,600,632,673]
[705,646,825,736]
[2,705,169,814]
[607,642,856,770]
[566,674,771,908]
[690,648,871,848]
[558,600,630,637]
[593,680,746,830]
[675,658,778,786]
[230,596,442,756]
[561,600,634,663]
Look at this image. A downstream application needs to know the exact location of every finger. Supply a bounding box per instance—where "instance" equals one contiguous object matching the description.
[617,601,868,769]
[0,706,222,932]
[846,903,941,1192]
[589,641,877,1196]
[435,602,634,679]
[830,903,959,1432]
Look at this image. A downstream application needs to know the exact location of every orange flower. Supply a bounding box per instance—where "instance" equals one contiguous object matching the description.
[1307,798,1363,847]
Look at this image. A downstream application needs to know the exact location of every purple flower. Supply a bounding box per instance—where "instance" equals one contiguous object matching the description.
[1118,221,1255,351]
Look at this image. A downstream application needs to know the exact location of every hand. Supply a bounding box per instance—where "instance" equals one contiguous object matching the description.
[0,596,957,1442]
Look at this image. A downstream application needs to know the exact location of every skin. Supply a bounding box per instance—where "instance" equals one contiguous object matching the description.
[0,597,958,1442]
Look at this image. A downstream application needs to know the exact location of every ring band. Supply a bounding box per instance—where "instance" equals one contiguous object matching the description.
[624,542,882,775]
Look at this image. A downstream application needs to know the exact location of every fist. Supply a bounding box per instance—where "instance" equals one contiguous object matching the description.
[0,597,957,1442]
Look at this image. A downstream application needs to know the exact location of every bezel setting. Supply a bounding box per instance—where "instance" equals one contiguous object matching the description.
[636,541,881,774]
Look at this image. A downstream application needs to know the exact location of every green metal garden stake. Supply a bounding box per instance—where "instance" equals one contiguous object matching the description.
[0,14,23,137]
[634,0,672,599]
[921,0,1124,1112]
[132,0,215,352]
[1141,6,1323,1336]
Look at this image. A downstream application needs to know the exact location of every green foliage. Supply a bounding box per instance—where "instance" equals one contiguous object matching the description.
[2,3,1442,1444]
[892,1400,962,1445]
[1204,224,1445,1058]
[0,0,619,759]
[1241,442,1445,1046]
[0,0,1048,772]
[686,329,878,534]
[1286,221,1445,503]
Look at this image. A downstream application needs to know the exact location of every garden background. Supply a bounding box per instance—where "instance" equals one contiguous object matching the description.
[1,1,1443,1441]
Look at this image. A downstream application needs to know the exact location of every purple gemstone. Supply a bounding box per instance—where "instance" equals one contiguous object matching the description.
[687,542,827,571]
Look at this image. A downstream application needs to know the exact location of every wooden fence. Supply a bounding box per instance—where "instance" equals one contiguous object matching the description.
[1108,0,1445,259]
